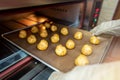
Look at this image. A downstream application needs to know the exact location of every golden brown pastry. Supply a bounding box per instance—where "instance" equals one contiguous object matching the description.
[60,27,69,36]
[90,36,100,45]
[44,22,51,28]
[81,44,93,56]
[50,21,53,24]
[39,24,46,31]
[38,17,48,23]
[19,30,27,38]
[75,54,89,66]
[66,39,75,49]
[51,33,60,43]
[37,39,48,51]
[40,30,48,38]
[27,34,37,44]
[55,44,67,56]
[31,26,39,33]
[74,31,83,40]
[51,25,57,32]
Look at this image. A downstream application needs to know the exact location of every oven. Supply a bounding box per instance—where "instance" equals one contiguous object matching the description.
[0,0,104,80]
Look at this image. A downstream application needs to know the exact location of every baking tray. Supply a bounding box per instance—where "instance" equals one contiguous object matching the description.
[2,24,113,72]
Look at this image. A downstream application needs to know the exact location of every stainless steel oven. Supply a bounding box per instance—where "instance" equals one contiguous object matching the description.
[0,0,104,79]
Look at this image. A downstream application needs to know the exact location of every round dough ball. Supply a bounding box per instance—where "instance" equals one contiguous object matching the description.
[90,36,100,45]
[38,17,48,23]
[50,21,53,24]
[81,44,93,56]
[66,39,75,49]
[39,24,46,31]
[31,26,39,33]
[40,30,48,38]
[27,35,37,44]
[55,44,67,56]
[44,22,51,28]
[51,33,60,43]
[74,31,83,40]
[37,39,48,51]
[60,27,69,36]
[51,25,57,32]
[19,30,27,38]
[75,54,89,66]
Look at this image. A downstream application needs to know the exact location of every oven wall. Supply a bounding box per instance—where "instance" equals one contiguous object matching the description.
[35,3,81,27]
[0,12,33,21]
[97,0,119,25]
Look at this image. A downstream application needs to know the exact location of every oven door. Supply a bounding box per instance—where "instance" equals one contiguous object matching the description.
[0,26,54,80]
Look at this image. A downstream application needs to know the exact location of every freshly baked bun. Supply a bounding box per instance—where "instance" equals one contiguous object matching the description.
[40,30,48,38]
[44,22,51,28]
[90,36,100,45]
[27,34,37,44]
[19,30,27,38]
[51,33,60,43]
[55,44,67,56]
[39,24,46,31]
[75,54,89,66]
[74,31,83,40]
[60,27,69,36]
[31,26,39,33]
[81,44,93,56]
[38,17,48,23]
[51,25,57,32]
[66,39,75,49]
[37,39,48,51]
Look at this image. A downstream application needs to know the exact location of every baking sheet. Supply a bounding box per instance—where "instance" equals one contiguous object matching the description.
[2,24,113,72]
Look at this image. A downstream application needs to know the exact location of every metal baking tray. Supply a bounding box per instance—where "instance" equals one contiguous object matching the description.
[2,24,113,72]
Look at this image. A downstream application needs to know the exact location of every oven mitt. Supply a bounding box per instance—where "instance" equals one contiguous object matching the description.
[48,61,120,80]
[90,19,120,36]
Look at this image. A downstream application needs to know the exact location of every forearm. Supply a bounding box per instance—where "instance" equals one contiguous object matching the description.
[48,61,120,80]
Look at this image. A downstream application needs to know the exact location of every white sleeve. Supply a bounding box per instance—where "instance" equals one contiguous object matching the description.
[48,61,120,80]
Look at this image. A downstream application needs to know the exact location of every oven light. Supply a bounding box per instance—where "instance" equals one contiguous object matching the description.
[95,8,100,12]
[94,18,97,22]
[94,14,98,18]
